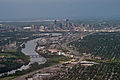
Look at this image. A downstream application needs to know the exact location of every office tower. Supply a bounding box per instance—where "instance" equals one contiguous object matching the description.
[61,20,65,29]
[53,20,57,30]
[66,19,70,28]
[54,20,57,25]
[32,25,35,30]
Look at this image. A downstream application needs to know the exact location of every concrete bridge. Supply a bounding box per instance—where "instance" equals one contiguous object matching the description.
[28,55,41,58]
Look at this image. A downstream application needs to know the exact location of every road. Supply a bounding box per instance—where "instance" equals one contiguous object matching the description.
[13,60,79,80]
[61,32,95,56]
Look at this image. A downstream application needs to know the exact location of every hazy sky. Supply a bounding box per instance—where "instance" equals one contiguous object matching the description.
[0,0,120,20]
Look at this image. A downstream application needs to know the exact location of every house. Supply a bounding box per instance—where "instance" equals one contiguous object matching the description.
[17,59,24,64]
[27,78,33,80]
[95,57,101,60]
[0,56,5,59]
[58,51,65,55]
[48,49,57,53]
[80,61,94,66]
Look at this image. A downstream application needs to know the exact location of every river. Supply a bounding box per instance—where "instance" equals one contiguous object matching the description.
[0,33,62,77]
[0,38,46,76]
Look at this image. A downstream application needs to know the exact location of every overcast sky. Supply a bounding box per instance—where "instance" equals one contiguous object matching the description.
[0,0,120,20]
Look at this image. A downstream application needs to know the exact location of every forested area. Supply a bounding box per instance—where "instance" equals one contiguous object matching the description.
[70,32,120,60]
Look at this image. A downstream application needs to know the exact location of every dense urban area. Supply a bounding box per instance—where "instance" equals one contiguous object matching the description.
[0,19,120,80]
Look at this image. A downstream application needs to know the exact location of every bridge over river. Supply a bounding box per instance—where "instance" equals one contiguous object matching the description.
[28,55,42,58]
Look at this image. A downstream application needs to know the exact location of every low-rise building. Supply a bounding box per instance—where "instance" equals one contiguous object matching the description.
[48,49,57,53]
[0,56,5,59]
[95,57,101,60]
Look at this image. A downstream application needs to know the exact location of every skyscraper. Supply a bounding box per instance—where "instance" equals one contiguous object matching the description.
[54,20,57,25]
[66,19,70,28]
[53,20,57,30]
[61,20,65,29]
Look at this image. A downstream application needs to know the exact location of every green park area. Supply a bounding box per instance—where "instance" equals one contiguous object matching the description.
[0,49,29,76]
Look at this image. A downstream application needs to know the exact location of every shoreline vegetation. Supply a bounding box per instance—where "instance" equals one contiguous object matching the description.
[0,48,29,79]
[0,31,68,80]
[0,48,29,74]
[0,53,71,80]
[0,39,71,80]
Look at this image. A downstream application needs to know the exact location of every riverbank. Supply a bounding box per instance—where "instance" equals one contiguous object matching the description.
[13,32,86,80]
[4,52,70,80]
[0,33,66,80]
[0,48,29,77]
[0,38,46,79]
[13,54,72,80]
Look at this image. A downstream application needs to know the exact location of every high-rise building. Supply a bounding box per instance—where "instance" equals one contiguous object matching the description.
[32,25,35,30]
[61,20,65,29]
[54,20,57,25]
[66,19,70,28]
[53,20,57,30]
